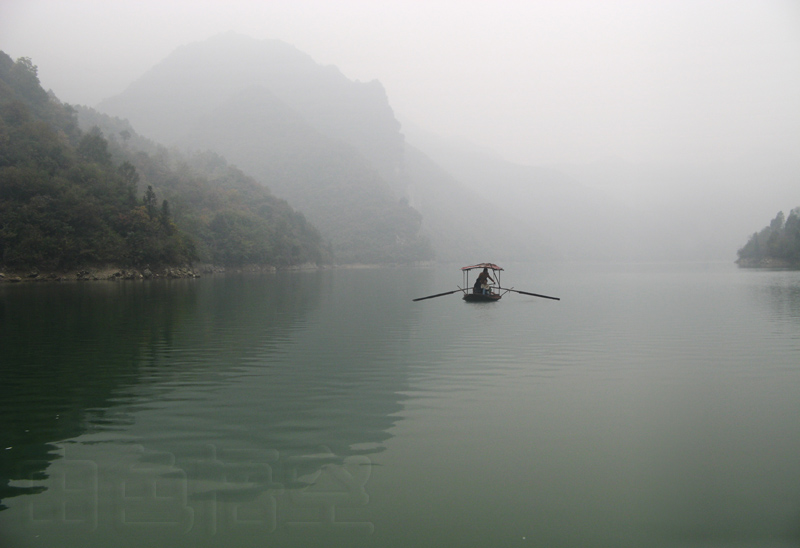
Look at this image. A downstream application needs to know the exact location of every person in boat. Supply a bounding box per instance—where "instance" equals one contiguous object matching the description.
[474,267,494,295]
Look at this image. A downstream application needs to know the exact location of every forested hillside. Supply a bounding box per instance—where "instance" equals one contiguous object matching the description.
[737,208,800,267]
[0,51,328,272]
[97,33,433,264]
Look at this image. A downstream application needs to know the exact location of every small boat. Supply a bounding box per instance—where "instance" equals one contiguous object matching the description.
[462,263,504,302]
[413,263,560,303]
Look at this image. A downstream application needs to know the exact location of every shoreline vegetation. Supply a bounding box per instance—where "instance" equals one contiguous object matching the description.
[737,259,800,270]
[735,257,799,269]
[0,263,315,283]
[736,208,800,269]
[0,261,434,283]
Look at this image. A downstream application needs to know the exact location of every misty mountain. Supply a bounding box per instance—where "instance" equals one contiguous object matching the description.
[170,85,431,264]
[0,49,328,271]
[79,105,331,267]
[98,33,431,264]
[100,32,404,183]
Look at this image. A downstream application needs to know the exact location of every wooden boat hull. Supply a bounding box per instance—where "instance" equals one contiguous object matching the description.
[463,292,502,302]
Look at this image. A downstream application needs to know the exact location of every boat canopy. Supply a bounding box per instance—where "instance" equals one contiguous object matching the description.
[461,263,503,272]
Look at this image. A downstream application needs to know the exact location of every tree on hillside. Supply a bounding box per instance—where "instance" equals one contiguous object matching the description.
[77,127,112,165]
[117,161,139,204]
[143,185,158,217]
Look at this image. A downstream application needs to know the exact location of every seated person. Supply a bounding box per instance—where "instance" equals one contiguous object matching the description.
[473,268,494,294]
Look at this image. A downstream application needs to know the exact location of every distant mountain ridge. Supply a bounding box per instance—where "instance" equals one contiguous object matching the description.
[100,33,404,182]
[99,32,430,264]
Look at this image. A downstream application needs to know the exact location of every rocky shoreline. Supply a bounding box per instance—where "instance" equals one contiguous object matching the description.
[0,263,323,283]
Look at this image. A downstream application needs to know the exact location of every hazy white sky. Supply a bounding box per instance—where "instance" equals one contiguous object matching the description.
[1,0,798,166]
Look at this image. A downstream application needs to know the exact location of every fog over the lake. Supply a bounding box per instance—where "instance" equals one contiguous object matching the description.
[2,0,799,262]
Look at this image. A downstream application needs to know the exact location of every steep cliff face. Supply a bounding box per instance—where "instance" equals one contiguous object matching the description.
[97,32,430,264]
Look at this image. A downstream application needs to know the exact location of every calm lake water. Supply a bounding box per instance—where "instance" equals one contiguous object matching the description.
[1,263,799,548]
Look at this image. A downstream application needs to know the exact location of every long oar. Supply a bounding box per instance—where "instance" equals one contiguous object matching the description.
[499,287,560,301]
[412,289,463,302]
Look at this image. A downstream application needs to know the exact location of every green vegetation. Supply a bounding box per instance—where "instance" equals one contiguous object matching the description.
[0,51,328,271]
[737,208,800,267]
